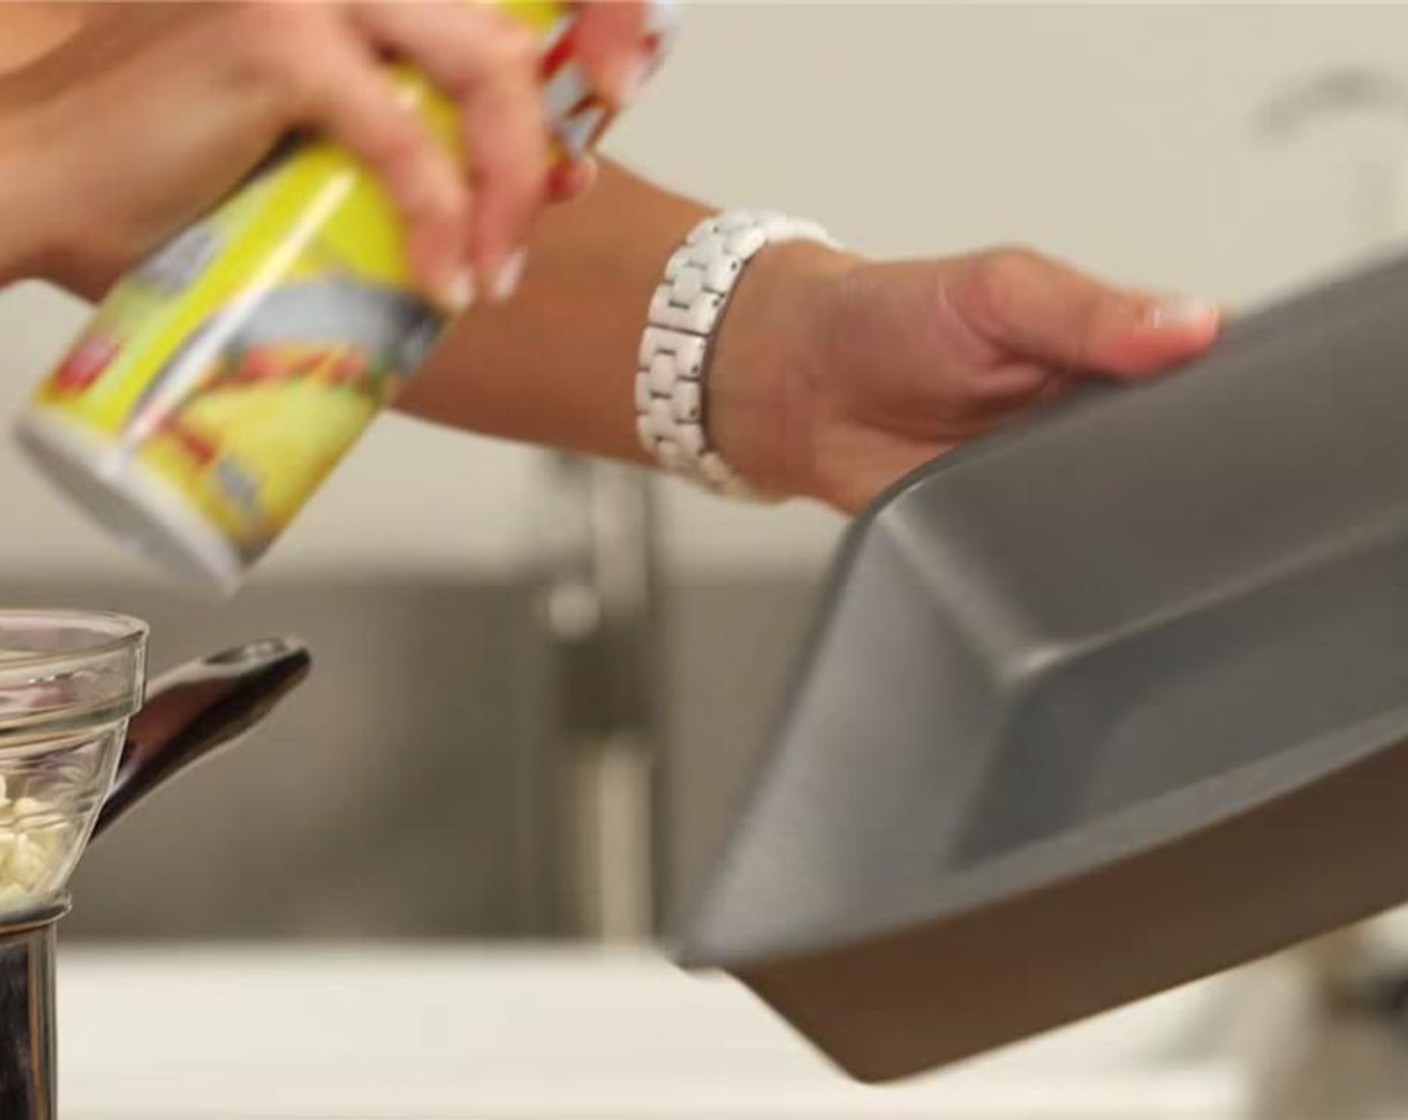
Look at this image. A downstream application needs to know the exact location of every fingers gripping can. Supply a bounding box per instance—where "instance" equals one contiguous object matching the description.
[15,0,676,595]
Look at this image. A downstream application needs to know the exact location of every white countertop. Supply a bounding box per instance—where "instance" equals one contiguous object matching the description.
[56,945,1245,1119]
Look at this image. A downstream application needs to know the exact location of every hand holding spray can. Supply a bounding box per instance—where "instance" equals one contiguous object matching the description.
[16,1,676,595]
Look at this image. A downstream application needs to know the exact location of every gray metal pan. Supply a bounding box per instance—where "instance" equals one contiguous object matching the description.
[676,249,1408,1082]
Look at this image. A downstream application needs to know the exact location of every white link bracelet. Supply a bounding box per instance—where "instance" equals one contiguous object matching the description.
[635,210,839,498]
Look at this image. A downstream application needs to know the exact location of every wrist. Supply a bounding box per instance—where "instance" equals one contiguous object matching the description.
[707,238,860,500]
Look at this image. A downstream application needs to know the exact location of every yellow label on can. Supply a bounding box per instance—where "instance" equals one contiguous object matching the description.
[25,0,672,578]
[31,119,442,564]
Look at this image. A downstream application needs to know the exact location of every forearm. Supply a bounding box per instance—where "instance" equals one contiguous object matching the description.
[399,161,709,468]
[398,160,855,495]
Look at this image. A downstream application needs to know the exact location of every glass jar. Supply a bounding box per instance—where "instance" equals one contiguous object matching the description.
[0,612,147,912]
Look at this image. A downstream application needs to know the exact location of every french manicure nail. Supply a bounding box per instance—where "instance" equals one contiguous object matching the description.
[1148,295,1219,330]
[617,54,652,106]
[549,160,596,203]
[442,270,476,316]
[490,251,527,304]
[571,157,600,197]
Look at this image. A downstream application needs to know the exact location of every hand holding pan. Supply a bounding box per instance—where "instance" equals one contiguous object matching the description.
[677,249,1408,1081]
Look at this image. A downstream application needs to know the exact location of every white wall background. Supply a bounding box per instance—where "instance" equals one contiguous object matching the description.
[2,2,1406,583]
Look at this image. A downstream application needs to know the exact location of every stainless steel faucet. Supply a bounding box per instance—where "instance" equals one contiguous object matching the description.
[1253,66,1408,250]
[529,453,665,943]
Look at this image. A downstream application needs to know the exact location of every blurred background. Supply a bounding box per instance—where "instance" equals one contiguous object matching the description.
[12,3,1408,1116]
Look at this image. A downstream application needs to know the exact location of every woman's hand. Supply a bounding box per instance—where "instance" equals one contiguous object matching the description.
[0,1,653,305]
[710,243,1223,511]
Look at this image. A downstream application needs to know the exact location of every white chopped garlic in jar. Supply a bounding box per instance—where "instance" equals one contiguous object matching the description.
[0,776,72,912]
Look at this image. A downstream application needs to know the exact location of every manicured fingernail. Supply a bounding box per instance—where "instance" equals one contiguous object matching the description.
[442,270,476,316]
[617,54,652,106]
[568,157,599,197]
[548,158,595,202]
[1148,296,1219,330]
[490,251,527,304]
